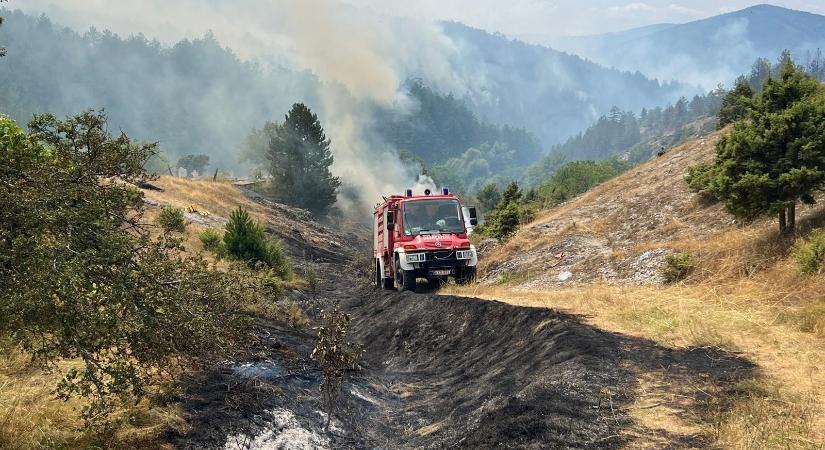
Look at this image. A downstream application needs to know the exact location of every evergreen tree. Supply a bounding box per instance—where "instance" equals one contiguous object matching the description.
[476,182,501,213]
[266,103,341,216]
[717,77,754,129]
[806,48,825,81]
[748,57,774,91]
[499,181,523,206]
[687,60,825,234]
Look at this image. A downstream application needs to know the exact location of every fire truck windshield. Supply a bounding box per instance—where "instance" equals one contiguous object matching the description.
[402,199,465,236]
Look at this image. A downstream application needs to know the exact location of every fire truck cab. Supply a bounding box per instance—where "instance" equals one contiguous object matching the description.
[373,188,478,292]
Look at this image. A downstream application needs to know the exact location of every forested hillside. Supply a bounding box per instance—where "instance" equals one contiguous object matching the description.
[373,80,542,165]
[0,9,690,180]
[523,50,825,188]
[441,22,688,147]
[0,9,321,168]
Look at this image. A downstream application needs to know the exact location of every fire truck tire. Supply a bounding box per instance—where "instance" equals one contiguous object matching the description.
[394,258,417,292]
[456,266,477,285]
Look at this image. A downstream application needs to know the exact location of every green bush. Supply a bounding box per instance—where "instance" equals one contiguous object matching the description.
[223,207,291,276]
[485,201,521,240]
[156,205,186,233]
[662,252,695,282]
[518,203,537,225]
[224,207,267,263]
[791,229,825,275]
[198,228,223,251]
[265,239,292,279]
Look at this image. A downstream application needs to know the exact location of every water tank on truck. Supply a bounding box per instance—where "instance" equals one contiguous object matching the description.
[373,187,479,292]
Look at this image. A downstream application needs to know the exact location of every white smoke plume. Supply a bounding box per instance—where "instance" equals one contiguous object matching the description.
[12,0,460,217]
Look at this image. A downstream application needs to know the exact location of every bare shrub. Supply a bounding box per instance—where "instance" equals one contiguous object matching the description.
[311,308,363,431]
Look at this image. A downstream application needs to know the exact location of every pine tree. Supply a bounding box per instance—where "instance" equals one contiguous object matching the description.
[476,182,501,213]
[267,103,341,216]
[717,77,754,129]
[688,59,825,234]
[499,181,523,206]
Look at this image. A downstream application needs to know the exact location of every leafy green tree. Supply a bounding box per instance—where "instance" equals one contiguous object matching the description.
[687,60,825,234]
[266,103,340,216]
[176,153,210,176]
[717,77,754,129]
[429,142,518,195]
[0,112,256,423]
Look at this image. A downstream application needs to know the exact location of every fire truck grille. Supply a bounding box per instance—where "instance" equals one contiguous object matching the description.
[429,250,455,260]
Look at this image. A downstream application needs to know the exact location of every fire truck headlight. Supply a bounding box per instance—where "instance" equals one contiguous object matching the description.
[406,252,426,263]
[456,250,474,260]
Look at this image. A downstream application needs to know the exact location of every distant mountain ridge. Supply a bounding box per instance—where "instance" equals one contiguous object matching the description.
[553,4,825,88]
[438,21,688,147]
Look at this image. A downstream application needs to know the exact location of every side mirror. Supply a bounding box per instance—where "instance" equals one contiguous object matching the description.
[468,207,478,226]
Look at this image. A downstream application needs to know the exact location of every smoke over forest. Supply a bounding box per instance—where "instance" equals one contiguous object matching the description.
[4,2,824,217]
[0,0,691,216]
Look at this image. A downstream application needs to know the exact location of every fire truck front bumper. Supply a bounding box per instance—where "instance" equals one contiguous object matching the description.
[397,246,477,276]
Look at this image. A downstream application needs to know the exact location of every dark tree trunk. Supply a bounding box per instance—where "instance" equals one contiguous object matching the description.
[787,202,796,233]
[779,210,787,234]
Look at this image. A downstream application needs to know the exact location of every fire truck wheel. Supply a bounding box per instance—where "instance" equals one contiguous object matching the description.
[456,266,477,285]
[394,258,417,292]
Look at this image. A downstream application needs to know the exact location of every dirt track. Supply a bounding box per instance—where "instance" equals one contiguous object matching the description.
[170,265,755,449]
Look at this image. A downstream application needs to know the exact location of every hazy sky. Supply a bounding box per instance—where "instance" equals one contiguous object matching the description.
[9,1,825,43]
[340,1,825,39]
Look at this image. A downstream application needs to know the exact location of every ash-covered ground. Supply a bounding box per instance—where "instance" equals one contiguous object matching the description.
[170,266,754,449]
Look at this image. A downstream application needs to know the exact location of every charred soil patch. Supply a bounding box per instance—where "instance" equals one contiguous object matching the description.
[171,276,755,449]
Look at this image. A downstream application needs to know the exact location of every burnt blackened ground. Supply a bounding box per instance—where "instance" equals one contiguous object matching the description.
[170,268,755,449]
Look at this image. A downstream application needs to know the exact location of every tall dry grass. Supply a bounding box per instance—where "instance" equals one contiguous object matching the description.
[443,249,825,449]
[0,344,188,449]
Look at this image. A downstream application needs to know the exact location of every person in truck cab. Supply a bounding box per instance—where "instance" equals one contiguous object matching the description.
[404,203,435,234]
[435,203,462,230]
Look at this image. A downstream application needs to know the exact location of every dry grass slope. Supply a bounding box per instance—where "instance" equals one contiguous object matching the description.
[447,129,825,448]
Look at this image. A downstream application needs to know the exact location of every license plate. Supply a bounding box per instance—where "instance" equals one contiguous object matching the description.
[430,269,453,276]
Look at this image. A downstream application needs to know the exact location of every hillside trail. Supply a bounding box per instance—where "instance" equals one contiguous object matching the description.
[171,261,754,450]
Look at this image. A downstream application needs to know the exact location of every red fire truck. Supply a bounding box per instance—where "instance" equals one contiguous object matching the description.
[373,188,478,292]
